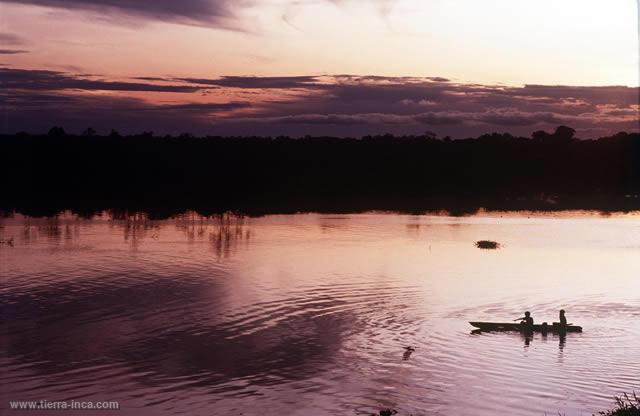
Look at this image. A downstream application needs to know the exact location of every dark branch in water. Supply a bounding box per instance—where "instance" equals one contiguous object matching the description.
[1,127,639,218]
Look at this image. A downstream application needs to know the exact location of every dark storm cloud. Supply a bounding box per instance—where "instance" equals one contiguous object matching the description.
[0,49,28,54]
[160,102,250,112]
[472,109,562,126]
[0,0,247,26]
[132,76,172,82]
[172,75,448,91]
[504,85,639,107]
[2,89,249,113]
[0,68,202,92]
[257,113,409,126]
[2,91,84,109]
[332,82,444,102]
[178,75,323,89]
[412,112,464,126]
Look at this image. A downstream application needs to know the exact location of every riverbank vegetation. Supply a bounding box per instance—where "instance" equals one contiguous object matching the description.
[1,126,638,218]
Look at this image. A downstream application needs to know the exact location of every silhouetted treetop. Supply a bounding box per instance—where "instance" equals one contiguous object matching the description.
[47,126,65,137]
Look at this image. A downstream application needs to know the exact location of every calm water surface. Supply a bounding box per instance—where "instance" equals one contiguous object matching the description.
[1,212,639,415]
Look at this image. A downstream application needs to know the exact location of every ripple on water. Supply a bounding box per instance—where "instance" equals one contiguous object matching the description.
[1,213,639,416]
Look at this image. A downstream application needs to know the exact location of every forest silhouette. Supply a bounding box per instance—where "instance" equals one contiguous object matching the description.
[1,126,639,218]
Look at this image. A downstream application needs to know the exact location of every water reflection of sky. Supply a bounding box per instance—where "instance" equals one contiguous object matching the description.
[0,212,639,416]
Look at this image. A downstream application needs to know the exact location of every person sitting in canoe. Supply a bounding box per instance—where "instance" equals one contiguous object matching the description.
[514,311,534,329]
[557,309,572,326]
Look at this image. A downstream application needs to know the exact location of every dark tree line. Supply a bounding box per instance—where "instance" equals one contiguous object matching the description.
[1,126,639,218]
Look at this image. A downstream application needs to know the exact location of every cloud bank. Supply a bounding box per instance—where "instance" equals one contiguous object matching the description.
[2,67,638,138]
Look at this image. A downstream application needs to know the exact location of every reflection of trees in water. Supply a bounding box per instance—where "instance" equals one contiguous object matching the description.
[405,219,421,236]
[175,212,252,258]
[11,211,252,255]
[19,215,82,245]
[110,211,161,249]
[107,210,252,256]
[318,216,350,233]
[0,218,14,247]
[38,218,62,241]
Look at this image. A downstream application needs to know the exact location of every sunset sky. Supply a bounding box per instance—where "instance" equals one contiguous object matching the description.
[1,0,639,137]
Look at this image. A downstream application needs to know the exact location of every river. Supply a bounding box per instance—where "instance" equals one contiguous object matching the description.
[1,211,638,415]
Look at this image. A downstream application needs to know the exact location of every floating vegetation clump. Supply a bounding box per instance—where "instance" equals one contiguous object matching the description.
[372,409,397,416]
[475,240,500,249]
